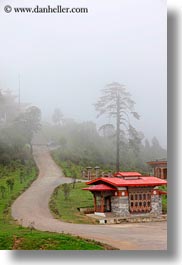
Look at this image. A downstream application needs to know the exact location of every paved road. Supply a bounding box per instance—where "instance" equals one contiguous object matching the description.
[11,146,167,250]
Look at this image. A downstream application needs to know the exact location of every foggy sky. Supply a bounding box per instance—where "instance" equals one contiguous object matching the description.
[0,0,167,148]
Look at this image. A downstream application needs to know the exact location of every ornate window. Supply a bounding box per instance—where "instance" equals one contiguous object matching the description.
[129,188,152,213]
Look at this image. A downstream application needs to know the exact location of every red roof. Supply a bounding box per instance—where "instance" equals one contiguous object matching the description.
[114,172,142,177]
[86,176,167,187]
[83,184,116,191]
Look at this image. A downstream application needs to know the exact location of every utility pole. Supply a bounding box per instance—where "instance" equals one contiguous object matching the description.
[18,74,21,106]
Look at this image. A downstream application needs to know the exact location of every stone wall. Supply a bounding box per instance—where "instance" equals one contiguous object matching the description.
[110,194,162,218]
[150,194,162,216]
[111,196,130,217]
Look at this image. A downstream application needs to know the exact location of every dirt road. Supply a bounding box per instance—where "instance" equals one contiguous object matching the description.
[11,145,167,250]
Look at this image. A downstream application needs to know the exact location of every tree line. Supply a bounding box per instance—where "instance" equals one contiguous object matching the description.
[44,119,166,174]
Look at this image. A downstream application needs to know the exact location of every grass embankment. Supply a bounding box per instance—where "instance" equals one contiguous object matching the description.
[50,182,96,224]
[51,151,115,179]
[0,161,106,250]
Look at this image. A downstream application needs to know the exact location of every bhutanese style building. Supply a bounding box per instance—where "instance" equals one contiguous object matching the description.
[146,160,167,179]
[83,172,167,221]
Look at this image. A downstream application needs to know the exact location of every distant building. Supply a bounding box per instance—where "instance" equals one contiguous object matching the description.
[83,172,167,221]
[146,160,167,179]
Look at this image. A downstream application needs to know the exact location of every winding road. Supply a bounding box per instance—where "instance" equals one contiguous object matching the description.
[11,145,167,250]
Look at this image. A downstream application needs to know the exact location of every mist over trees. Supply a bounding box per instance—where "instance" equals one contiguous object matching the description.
[52,108,64,126]
[43,83,166,173]
[0,87,166,173]
[14,106,41,153]
[0,89,20,125]
[43,119,115,166]
[0,89,41,164]
[44,118,166,173]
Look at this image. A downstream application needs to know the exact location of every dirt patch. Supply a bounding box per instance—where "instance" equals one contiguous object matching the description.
[13,236,24,250]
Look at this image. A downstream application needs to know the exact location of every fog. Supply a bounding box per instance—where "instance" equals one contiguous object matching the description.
[0,0,167,148]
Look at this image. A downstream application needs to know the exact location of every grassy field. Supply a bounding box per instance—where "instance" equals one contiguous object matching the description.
[0,162,108,250]
[50,182,96,224]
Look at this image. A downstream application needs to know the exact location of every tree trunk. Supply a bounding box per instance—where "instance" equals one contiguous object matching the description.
[30,142,33,154]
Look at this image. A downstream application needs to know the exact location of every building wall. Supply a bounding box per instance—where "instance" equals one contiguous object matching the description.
[111,196,130,217]
[111,194,162,217]
[147,161,167,179]
[150,194,162,216]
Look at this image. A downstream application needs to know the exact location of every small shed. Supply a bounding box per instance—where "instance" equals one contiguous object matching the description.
[83,172,167,218]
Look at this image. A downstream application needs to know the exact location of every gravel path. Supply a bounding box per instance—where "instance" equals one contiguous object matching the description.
[11,145,167,250]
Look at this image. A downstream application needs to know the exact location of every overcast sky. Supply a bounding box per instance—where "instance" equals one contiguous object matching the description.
[0,0,167,148]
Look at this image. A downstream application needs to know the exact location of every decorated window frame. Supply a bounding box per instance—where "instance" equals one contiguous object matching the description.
[128,188,152,213]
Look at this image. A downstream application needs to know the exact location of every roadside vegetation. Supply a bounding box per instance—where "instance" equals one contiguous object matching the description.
[0,154,109,249]
[51,153,115,180]
[0,150,166,249]
[50,182,96,224]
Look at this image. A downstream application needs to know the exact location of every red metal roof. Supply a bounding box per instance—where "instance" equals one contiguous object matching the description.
[114,172,142,177]
[83,184,116,191]
[86,176,167,187]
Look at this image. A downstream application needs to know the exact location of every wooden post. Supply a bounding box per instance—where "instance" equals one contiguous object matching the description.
[161,168,164,179]
[154,167,158,177]
[94,195,96,212]
[101,193,104,213]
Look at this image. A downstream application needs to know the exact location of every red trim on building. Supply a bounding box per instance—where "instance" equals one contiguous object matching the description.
[158,190,167,195]
[117,190,128,197]
[83,184,116,191]
[114,172,142,177]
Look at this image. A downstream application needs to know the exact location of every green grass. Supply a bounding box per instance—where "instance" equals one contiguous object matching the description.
[0,230,106,250]
[50,182,96,224]
[0,229,105,250]
[51,152,86,179]
[56,160,84,179]
[0,161,108,250]
[160,185,167,214]
[51,151,115,179]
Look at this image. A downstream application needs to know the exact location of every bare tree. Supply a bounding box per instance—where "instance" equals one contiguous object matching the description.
[95,82,140,171]
[71,169,77,189]
[62,183,71,200]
